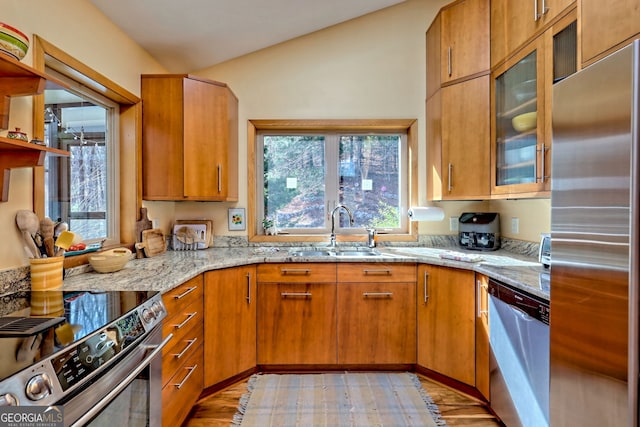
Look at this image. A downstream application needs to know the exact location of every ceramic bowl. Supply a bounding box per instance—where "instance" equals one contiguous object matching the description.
[512,111,537,133]
[7,127,28,141]
[0,23,29,60]
[89,248,132,273]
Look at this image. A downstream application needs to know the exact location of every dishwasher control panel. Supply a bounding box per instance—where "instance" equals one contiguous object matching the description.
[488,279,549,324]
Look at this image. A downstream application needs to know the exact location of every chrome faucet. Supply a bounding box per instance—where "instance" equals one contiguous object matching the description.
[330,204,354,247]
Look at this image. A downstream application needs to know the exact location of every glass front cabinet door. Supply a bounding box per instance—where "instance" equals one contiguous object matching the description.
[491,15,576,197]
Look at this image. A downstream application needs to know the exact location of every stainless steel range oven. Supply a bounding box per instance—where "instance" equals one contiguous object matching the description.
[0,290,169,426]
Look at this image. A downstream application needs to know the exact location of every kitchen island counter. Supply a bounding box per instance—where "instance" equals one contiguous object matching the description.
[61,246,549,300]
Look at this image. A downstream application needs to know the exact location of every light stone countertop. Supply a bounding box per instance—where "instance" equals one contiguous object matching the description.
[61,246,550,301]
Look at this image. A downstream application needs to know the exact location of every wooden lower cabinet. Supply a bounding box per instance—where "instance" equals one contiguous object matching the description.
[475,273,490,400]
[203,265,257,387]
[257,281,337,365]
[417,264,476,386]
[257,262,338,365]
[161,275,204,427]
[337,263,417,364]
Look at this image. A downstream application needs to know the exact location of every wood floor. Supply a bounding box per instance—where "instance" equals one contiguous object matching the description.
[184,374,503,427]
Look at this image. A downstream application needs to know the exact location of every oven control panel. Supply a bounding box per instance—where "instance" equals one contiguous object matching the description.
[0,292,165,407]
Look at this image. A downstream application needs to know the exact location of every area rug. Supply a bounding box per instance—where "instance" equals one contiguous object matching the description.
[232,372,448,426]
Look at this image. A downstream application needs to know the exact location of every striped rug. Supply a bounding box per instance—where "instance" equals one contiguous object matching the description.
[232,372,448,426]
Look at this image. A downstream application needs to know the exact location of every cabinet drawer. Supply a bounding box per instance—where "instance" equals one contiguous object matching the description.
[162,321,203,386]
[162,349,203,427]
[162,275,203,316]
[162,299,203,348]
[257,263,336,283]
[337,263,416,283]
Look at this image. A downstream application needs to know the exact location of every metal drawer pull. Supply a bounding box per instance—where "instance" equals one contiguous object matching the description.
[174,286,197,300]
[424,270,429,303]
[246,273,252,303]
[217,164,222,193]
[173,338,198,359]
[281,268,311,274]
[363,292,393,298]
[173,364,198,389]
[173,312,197,329]
[362,269,392,275]
[281,292,312,298]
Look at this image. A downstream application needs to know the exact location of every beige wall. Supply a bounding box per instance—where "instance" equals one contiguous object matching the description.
[0,0,166,270]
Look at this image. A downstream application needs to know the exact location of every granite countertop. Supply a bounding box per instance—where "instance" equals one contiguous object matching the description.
[61,246,550,301]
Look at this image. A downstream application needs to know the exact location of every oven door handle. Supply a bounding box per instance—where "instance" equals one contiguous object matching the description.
[70,333,173,427]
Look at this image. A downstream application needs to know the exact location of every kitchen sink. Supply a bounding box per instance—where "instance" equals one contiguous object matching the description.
[334,249,380,257]
[289,248,383,257]
[289,250,334,257]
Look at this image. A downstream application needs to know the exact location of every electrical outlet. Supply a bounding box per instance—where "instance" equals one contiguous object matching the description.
[511,217,520,234]
[450,217,459,232]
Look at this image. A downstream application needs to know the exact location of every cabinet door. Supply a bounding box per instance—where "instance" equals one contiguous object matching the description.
[441,75,490,199]
[581,0,640,65]
[257,282,337,365]
[142,76,186,200]
[491,0,575,67]
[183,79,226,200]
[441,0,490,83]
[426,13,441,101]
[417,265,476,386]
[492,13,576,197]
[337,282,416,364]
[203,266,256,387]
[475,274,490,400]
[426,91,443,201]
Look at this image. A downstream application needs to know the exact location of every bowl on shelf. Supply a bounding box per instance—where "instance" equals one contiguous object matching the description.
[511,79,536,103]
[0,23,29,60]
[512,111,537,133]
[89,248,132,273]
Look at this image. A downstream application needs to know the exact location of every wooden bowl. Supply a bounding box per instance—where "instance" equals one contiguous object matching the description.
[89,248,132,273]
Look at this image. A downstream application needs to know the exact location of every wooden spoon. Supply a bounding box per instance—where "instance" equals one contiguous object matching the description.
[15,210,41,258]
[40,217,55,257]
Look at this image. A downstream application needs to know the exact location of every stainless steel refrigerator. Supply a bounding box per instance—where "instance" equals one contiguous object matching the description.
[551,40,639,426]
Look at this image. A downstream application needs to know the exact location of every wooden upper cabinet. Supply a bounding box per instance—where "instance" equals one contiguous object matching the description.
[581,0,640,66]
[426,0,489,101]
[491,0,575,67]
[440,0,490,83]
[426,12,441,100]
[141,74,238,201]
[430,75,490,200]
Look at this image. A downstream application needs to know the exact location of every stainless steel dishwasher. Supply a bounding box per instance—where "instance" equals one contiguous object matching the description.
[488,278,550,427]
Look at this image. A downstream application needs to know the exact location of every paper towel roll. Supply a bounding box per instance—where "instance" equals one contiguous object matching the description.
[408,207,445,221]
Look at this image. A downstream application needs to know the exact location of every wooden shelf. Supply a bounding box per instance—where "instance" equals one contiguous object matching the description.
[0,137,69,202]
[0,54,69,201]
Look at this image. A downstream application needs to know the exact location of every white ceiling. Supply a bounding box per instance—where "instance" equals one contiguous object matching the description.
[90,0,407,73]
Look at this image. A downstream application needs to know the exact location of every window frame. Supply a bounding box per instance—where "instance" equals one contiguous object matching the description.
[32,36,142,248]
[248,119,419,244]
[257,131,409,235]
[43,70,120,245]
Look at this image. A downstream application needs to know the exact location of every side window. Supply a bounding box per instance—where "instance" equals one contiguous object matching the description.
[43,69,119,244]
[258,131,408,234]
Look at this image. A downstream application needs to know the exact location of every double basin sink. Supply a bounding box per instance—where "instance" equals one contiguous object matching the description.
[289,247,387,258]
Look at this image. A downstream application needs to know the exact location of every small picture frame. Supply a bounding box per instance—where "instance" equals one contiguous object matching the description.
[228,208,246,231]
